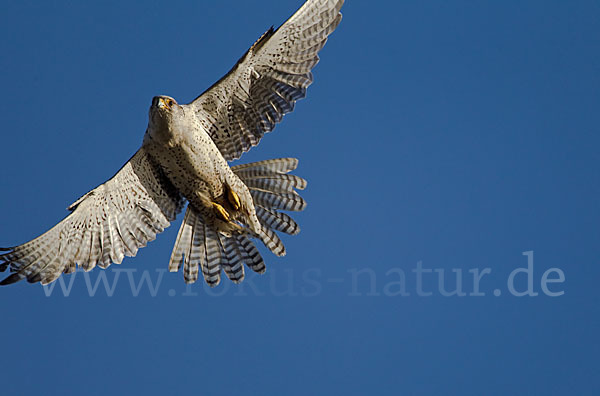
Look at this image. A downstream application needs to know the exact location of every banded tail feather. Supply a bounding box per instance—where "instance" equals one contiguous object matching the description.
[1,0,342,289]
[169,158,306,286]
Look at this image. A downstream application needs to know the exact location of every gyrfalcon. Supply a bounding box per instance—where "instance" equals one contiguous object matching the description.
[0,0,343,287]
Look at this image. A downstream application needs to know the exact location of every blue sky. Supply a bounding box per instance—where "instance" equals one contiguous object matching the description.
[1,0,598,395]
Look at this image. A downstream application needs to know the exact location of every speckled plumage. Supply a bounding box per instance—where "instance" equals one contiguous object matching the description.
[1,0,343,287]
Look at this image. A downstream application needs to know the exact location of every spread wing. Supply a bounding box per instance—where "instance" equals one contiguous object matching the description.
[186,0,343,161]
[0,148,185,285]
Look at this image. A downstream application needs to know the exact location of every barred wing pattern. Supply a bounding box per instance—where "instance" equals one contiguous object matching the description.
[189,0,343,161]
[0,149,185,285]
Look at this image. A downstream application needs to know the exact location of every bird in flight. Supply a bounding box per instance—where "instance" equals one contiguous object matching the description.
[0,0,343,287]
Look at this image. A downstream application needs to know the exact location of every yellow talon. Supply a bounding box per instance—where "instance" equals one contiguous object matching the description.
[227,187,241,211]
[212,202,230,222]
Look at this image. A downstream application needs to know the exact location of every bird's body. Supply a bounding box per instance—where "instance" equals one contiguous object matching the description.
[143,95,260,236]
[1,0,343,287]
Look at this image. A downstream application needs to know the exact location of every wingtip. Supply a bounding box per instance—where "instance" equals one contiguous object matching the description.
[0,273,25,286]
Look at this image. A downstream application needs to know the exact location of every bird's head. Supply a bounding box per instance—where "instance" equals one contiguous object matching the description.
[149,95,183,126]
[146,95,188,144]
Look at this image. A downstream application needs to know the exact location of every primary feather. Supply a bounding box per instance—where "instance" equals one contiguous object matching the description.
[1,0,343,287]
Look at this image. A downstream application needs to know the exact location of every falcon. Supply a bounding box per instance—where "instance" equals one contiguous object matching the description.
[0,0,343,287]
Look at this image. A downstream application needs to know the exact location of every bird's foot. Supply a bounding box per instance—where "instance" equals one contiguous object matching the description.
[227,187,241,211]
[212,202,231,222]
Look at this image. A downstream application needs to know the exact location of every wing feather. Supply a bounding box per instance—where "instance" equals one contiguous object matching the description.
[0,148,185,285]
[188,0,343,161]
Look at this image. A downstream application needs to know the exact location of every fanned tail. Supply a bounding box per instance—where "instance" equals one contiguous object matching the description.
[236,158,306,258]
[168,158,305,286]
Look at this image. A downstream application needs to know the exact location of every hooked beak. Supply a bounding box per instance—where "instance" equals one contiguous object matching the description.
[158,97,170,109]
